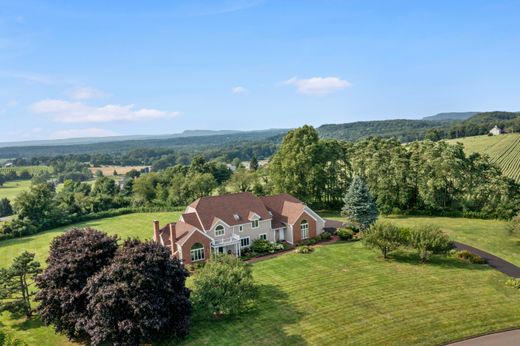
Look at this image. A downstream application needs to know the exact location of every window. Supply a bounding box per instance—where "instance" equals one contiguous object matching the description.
[259,233,267,240]
[252,219,259,228]
[301,220,309,240]
[239,225,243,232]
[240,237,250,248]
[215,225,225,237]
[190,243,205,262]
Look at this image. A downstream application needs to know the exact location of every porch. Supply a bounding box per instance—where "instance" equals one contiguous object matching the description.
[211,234,241,257]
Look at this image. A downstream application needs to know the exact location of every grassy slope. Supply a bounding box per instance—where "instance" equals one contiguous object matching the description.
[0,180,32,200]
[446,133,520,183]
[1,213,519,345]
[179,243,520,346]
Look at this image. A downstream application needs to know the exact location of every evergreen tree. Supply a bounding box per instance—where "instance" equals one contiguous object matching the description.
[249,155,259,171]
[0,198,13,217]
[0,251,41,317]
[341,176,378,229]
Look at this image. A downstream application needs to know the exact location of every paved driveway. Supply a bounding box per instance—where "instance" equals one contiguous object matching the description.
[454,242,520,278]
[447,329,520,346]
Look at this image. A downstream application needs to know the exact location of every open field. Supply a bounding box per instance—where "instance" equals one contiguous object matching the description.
[0,166,52,175]
[446,133,520,183]
[0,179,32,200]
[1,212,519,345]
[88,165,150,176]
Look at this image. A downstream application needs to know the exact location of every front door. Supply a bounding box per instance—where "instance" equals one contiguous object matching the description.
[218,246,224,253]
[279,228,285,241]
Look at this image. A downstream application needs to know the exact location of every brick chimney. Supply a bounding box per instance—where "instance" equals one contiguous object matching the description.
[153,220,160,243]
[169,223,176,256]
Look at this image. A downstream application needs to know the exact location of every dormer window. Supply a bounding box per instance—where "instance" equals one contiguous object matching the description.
[268,211,273,216]
[252,219,259,229]
[215,225,225,237]
[233,214,240,221]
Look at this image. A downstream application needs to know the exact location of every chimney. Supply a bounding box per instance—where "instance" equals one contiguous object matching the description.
[169,223,176,256]
[153,220,160,243]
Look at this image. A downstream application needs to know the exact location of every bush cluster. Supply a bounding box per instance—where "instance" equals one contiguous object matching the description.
[298,232,333,246]
[295,245,314,254]
[454,250,486,264]
[505,278,520,289]
[336,228,354,241]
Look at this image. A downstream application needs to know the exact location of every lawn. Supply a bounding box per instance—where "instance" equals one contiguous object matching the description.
[322,211,520,268]
[1,212,520,345]
[0,180,32,200]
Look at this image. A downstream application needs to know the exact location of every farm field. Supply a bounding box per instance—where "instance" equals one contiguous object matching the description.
[88,165,150,176]
[0,165,53,175]
[0,179,32,200]
[446,133,520,183]
[1,212,520,345]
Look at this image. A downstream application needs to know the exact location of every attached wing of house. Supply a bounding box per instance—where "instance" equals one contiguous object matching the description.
[152,192,328,264]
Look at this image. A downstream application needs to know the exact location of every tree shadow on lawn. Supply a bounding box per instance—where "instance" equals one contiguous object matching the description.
[389,250,490,272]
[176,284,307,345]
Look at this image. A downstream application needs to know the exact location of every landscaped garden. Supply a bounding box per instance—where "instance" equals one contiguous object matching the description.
[1,212,520,345]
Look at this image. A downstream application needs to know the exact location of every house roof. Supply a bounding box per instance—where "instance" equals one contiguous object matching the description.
[188,192,272,230]
[260,193,306,225]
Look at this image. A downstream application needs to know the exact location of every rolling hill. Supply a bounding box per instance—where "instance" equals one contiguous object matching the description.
[447,133,520,183]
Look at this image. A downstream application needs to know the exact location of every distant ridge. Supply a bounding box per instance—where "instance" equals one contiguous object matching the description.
[422,112,478,121]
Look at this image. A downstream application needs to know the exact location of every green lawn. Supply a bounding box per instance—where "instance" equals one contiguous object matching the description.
[322,212,520,268]
[0,180,32,200]
[1,212,520,345]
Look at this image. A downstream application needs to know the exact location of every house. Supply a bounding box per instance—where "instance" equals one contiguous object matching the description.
[152,192,327,264]
[489,125,503,136]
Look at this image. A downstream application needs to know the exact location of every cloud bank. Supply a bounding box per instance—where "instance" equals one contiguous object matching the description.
[281,76,351,95]
[31,99,180,123]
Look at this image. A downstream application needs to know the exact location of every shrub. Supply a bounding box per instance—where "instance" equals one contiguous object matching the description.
[505,278,520,289]
[409,225,453,262]
[192,254,257,317]
[251,239,272,253]
[319,232,332,241]
[81,240,191,346]
[455,250,486,264]
[36,228,118,339]
[506,213,520,236]
[363,221,405,259]
[337,228,354,241]
[295,245,313,254]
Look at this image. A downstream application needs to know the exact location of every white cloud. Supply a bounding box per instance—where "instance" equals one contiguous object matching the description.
[281,76,351,95]
[49,128,119,139]
[231,86,248,94]
[30,99,180,123]
[67,86,107,100]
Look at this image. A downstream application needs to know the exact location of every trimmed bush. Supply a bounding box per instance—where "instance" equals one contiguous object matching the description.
[505,278,520,289]
[250,239,273,253]
[336,228,354,241]
[319,232,332,241]
[295,245,313,254]
[455,250,486,264]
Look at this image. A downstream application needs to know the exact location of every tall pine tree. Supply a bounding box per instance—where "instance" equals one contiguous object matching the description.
[342,176,378,230]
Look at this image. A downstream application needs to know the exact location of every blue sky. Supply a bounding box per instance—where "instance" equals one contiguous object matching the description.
[1,0,519,141]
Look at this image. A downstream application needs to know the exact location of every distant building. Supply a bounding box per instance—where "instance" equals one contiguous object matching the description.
[489,125,503,136]
[4,162,13,167]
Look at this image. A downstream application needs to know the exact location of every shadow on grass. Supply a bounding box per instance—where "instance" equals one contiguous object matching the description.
[389,250,490,271]
[9,315,47,331]
[164,284,306,345]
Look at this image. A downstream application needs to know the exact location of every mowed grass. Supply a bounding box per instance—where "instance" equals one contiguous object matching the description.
[0,180,32,200]
[1,212,520,345]
[383,216,520,267]
[178,243,520,346]
[322,211,520,268]
[446,133,520,183]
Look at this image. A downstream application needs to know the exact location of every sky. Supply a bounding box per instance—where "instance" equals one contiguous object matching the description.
[1,0,519,142]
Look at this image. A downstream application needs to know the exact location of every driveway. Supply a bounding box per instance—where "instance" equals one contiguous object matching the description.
[453,241,520,278]
[447,329,520,346]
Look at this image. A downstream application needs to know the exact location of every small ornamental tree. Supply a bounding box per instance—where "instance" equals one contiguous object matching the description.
[0,251,41,317]
[36,228,118,339]
[0,198,13,217]
[364,221,405,259]
[81,240,192,346]
[342,176,378,230]
[409,225,452,262]
[192,254,257,317]
[249,155,259,171]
